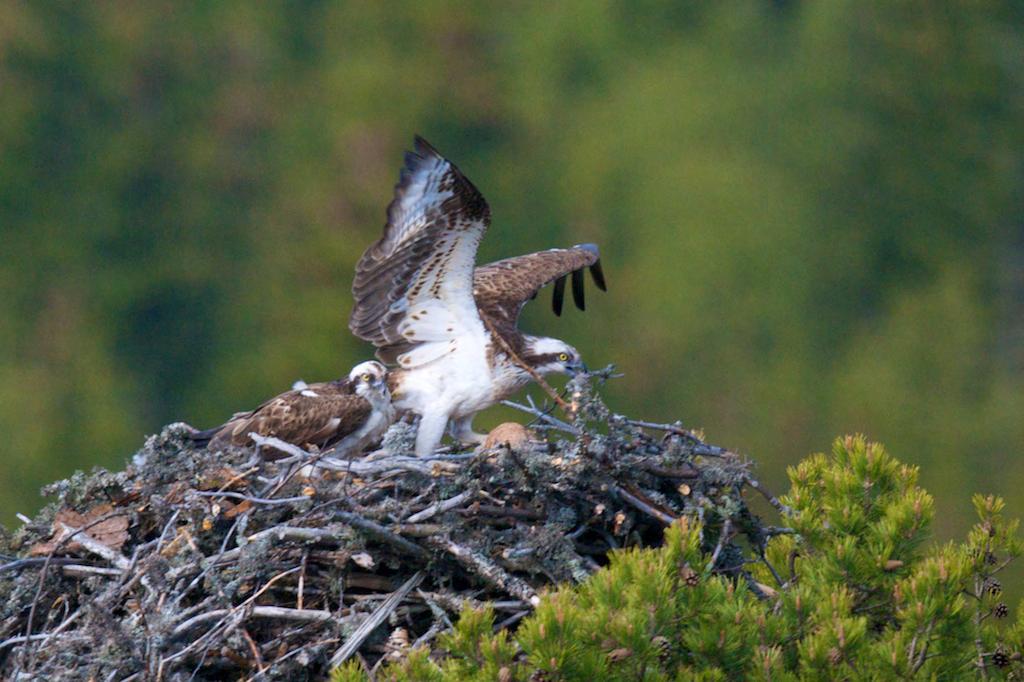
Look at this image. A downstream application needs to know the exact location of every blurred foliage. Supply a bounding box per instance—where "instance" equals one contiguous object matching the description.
[0,0,1021,562]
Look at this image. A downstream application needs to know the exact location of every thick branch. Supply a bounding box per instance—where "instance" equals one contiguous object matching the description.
[329,572,425,667]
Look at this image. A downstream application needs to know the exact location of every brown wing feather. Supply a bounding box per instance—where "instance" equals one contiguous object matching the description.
[349,136,490,362]
[208,382,370,449]
[472,244,605,326]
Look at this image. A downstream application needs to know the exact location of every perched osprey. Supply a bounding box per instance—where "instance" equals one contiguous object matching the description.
[189,361,394,455]
[349,137,606,456]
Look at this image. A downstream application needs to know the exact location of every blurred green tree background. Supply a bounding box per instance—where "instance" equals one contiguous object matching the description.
[1,2,1021,553]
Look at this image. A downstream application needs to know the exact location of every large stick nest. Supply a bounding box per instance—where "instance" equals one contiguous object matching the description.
[0,372,788,680]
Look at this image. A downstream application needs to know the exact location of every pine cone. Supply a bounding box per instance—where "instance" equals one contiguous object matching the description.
[986,578,1003,597]
[993,647,1011,669]
[995,603,1010,619]
[652,635,671,663]
[679,563,700,587]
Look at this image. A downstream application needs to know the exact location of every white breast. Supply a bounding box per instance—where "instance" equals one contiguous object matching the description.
[392,332,511,419]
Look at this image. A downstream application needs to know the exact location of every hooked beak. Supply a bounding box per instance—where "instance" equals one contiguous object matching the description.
[566,360,588,376]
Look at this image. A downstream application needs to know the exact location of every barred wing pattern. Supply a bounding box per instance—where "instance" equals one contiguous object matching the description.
[206,383,371,449]
[349,137,491,367]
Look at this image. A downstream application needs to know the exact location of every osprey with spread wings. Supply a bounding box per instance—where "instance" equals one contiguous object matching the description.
[349,137,606,456]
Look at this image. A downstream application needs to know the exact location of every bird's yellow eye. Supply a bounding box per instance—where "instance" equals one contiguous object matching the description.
[558,353,569,362]
[361,373,372,382]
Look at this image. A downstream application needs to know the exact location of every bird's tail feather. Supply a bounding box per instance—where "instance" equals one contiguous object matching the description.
[185,425,221,447]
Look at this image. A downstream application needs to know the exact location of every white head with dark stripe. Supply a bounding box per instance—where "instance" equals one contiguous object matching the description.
[521,336,586,376]
[348,361,389,403]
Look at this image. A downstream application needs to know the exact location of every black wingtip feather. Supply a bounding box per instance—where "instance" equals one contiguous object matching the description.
[574,242,606,292]
[396,137,441,183]
[185,425,220,447]
[412,135,442,159]
[589,260,607,291]
[572,269,586,311]
[552,275,566,316]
